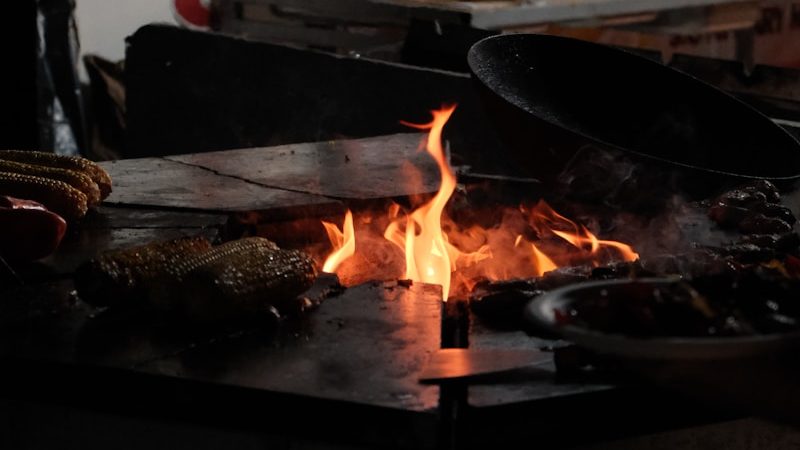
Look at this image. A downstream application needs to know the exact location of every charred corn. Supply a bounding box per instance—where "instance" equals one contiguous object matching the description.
[148,237,317,320]
[0,171,88,221]
[157,237,279,281]
[0,159,101,206]
[74,236,213,307]
[180,247,318,322]
[0,150,112,199]
[147,237,279,309]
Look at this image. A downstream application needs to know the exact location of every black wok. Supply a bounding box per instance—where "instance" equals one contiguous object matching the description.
[467,34,800,197]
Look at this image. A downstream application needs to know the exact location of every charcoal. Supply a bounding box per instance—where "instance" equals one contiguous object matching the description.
[684,249,743,278]
[470,278,544,327]
[754,203,797,225]
[717,189,767,208]
[737,234,780,248]
[708,181,794,231]
[471,278,540,294]
[711,243,776,264]
[538,265,593,290]
[738,214,793,235]
[590,266,623,279]
[737,233,800,253]
[640,250,750,278]
[747,179,781,203]
[590,261,649,280]
[470,287,545,328]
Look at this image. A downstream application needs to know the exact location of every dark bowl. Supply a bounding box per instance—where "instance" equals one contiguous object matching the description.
[468,34,800,196]
[524,277,800,422]
[524,277,800,360]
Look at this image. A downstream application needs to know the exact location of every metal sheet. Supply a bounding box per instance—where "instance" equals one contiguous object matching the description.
[0,280,442,411]
[418,348,551,382]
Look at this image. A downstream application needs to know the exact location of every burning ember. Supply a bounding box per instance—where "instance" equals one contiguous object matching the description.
[320,106,639,299]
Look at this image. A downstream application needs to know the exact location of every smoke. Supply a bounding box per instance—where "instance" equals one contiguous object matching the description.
[553,144,741,259]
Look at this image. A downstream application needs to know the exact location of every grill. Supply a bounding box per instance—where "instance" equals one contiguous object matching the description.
[3,21,800,450]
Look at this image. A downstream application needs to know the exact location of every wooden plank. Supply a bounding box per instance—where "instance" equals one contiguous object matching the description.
[164,133,442,200]
[100,157,336,212]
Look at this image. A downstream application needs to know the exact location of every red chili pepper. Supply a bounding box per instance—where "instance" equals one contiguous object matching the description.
[0,196,67,261]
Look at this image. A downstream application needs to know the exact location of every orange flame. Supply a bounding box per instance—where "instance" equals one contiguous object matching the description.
[515,234,557,277]
[318,108,640,299]
[322,209,355,273]
[531,200,638,262]
[531,243,558,276]
[397,105,458,299]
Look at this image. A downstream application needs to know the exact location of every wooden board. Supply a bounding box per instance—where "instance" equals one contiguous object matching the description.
[100,156,335,212]
[165,133,440,200]
[101,133,441,213]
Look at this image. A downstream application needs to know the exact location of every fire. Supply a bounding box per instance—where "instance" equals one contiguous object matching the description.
[514,235,557,277]
[321,209,355,273]
[529,200,639,262]
[395,105,458,298]
[318,106,640,299]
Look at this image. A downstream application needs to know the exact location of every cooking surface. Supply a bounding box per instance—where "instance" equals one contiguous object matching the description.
[0,280,442,449]
[0,279,442,410]
[0,133,753,448]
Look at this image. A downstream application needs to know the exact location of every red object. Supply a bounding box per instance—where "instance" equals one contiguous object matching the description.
[172,0,211,30]
[0,196,67,261]
[553,308,572,326]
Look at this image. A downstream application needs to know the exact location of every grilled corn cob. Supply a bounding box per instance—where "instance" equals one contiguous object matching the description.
[74,236,213,307]
[0,172,88,221]
[147,237,317,321]
[159,236,280,282]
[179,247,318,322]
[0,159,101,206]
[0,150,112,199]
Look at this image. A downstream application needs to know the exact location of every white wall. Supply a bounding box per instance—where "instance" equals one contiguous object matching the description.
[75,0,176,63]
